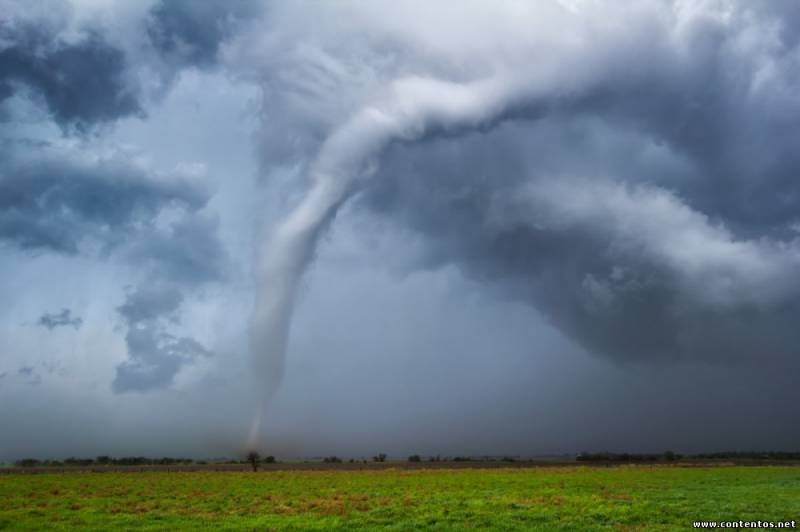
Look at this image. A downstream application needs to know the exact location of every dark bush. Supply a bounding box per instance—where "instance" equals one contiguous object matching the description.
[408,455,421,462]
[246,451,261,472]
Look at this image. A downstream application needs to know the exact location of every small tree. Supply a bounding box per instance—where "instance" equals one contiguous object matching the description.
[263,455,276,464]
[373,453,387,463]
[408,455,421,462]
[247,451,261,472]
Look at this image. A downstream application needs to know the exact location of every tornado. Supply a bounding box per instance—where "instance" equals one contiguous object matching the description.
[246,67,575,446]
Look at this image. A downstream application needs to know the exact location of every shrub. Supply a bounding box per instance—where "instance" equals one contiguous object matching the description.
[408,455,421,462]
[246,451,261,472]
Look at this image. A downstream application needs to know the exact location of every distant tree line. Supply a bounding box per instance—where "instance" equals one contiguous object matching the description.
[14,456,197,467]
[692,451,800,460]
[420,455,517,463]
[12,450,800,467]
[576,451,800,462]
[576,451,680,463]
[13,455,281,467]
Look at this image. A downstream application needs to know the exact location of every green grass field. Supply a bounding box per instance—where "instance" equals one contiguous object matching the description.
[1,465,798,530]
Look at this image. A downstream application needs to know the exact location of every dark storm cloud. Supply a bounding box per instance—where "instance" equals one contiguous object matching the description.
[0,139,226,394]
[228,2,800,453]
[38,308,82,330]
[569,60,800,235]
[0,22,141,132]
[0,144,207,254]
[116,284,183,324]
[113,283,212,393]
[312,3,800,366]
[0,2,239,400]
[146,0,261,68]
[360,114,800,365]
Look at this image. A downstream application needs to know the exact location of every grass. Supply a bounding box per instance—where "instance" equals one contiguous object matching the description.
[0,465,798,530]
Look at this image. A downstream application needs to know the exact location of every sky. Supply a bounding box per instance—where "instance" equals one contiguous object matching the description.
[1,0,799,460]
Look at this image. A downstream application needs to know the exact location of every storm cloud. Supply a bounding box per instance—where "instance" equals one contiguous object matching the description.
[1,0,799,459]
[0,143,208,254]
[0,134,226,395]
[0,16,141,131]
[146,0,261,68]
[38,308,82,330]
[245,0,800,398]
[113,283,212,393]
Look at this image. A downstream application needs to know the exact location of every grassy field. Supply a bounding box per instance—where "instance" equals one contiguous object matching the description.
[1,465,798,530]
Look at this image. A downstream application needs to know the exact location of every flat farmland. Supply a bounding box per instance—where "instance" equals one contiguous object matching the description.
[1,465,798,530]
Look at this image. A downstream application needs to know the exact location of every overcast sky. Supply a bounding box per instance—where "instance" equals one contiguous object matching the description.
[1,0,799,460]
